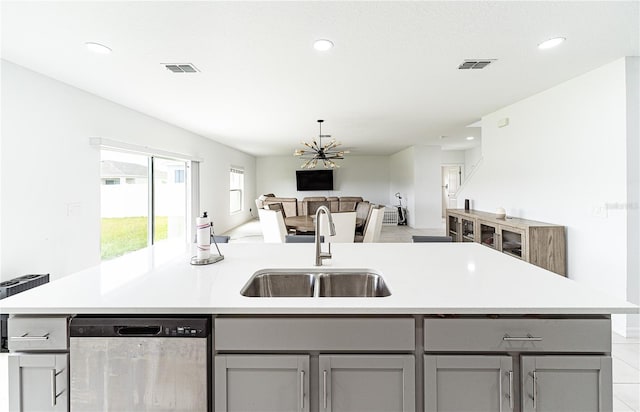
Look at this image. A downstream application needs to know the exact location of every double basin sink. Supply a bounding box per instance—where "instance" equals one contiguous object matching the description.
[241,269,391,298]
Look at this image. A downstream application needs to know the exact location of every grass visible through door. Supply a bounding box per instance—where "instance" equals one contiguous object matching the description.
[101,216,168,260]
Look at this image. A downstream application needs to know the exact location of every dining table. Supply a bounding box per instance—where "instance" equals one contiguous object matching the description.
[284,214,364,234]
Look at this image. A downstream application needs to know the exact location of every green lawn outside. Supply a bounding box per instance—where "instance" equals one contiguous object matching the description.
[101,216,168,260]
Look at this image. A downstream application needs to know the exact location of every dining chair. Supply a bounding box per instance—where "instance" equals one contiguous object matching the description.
[355,206,384,243]
[338,196,363,212]
[354,201,371,235]
[307,200,330,216]
[258,209,287,243]
[319,211,357,243]
[412,235,453,243]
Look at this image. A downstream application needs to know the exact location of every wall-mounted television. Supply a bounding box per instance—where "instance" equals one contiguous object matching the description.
[296,170,334,191]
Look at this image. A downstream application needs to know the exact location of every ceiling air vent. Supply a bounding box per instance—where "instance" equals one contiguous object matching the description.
[458,59,496,70]
[162,63,199,73]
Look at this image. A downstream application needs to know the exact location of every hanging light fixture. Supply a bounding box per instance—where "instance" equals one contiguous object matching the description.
[294,120,349,168]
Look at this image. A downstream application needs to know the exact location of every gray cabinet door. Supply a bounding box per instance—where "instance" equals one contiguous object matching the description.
[9,353,68,412]
[215,354,309,412]
[521,355,612,412]
[319,354,415,412]
[424,355,513,412]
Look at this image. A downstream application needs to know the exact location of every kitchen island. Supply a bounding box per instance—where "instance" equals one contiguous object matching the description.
[2,241,637,412]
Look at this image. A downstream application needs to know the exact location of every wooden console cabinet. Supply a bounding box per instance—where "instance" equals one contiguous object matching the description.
[446,209,566,276]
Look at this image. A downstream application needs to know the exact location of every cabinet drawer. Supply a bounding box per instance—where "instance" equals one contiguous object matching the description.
[8,316,68,351]
[424,317,610,353]
[215,317,415,351]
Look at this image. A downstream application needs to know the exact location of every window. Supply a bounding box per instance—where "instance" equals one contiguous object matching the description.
[103,178,120,185]
[100,150,187,260]
[174,169,185,183]
[230,167,244,214]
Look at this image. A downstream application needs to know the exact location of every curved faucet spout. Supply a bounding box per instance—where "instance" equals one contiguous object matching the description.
[315,206,334,266]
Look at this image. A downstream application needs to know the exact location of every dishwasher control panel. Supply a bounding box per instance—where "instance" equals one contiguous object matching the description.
[70,317,209,338]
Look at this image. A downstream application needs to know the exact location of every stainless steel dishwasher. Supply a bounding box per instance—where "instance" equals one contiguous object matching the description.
[70,316,210,411]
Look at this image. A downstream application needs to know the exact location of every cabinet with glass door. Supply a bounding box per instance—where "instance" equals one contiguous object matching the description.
[445,209,566,276]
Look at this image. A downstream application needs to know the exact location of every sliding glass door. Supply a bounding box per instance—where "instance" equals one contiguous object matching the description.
[153,157,186,243]
[100,150,186,260]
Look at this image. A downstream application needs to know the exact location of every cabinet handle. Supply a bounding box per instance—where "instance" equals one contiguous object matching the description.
[508,371,514,410]
[323,370,328,410]
[503,334,542,342]
[51,369,63,407]
[531,370,537,410]
[11,332,50,341]
[300,370,305,411]
[51,369,57,407]
[499,368,503,412]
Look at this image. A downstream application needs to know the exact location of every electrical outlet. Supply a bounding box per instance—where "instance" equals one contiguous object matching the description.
[592,205,608,218]
[67,202,81,217]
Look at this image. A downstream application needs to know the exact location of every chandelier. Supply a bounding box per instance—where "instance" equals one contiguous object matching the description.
[294,119,349,168]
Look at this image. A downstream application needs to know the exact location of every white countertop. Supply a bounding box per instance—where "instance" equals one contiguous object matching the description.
[0,241,637,315]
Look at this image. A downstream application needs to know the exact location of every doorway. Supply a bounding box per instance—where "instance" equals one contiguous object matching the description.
[441,165,463,217]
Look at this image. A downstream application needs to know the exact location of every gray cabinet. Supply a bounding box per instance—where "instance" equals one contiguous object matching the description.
[8,315,69,412]
[319,355,415,412]
[214,318,416,412]
[9,353,68,412]
[424,317,612,412]
[521,355,612,412]
[215,354,415,412]
[424,355,512,412]
[215,354,310,412]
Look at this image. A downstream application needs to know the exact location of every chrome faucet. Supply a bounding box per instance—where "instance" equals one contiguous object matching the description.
[315,205,336,266]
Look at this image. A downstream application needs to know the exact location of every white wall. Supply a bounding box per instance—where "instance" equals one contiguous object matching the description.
[389,146,442,228]
[464,146,483,180]
[441,150,465,164]
[457,58,632,334]
[256,156,390,206]
[0,60,255,281]
[625,57,640,337]
[414,146,442,228]
[390,148,415,226]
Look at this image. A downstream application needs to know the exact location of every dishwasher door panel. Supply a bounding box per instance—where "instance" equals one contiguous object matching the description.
[70,337,207,412]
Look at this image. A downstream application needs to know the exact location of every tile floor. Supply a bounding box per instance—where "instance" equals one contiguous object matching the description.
[0,219,638,411]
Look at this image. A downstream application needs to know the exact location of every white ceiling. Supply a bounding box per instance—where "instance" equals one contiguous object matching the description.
[1,1,638,156]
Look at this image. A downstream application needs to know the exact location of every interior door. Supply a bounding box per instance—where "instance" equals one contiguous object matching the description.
[442,166,462,217]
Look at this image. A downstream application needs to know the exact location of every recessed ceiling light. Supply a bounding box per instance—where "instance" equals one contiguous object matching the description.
[466,136,475,141]
[538,37,565,50]
[313,39,334,51]
[85,42,112,54]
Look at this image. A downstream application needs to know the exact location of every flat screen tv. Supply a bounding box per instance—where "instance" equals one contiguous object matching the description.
[296,170,333,191]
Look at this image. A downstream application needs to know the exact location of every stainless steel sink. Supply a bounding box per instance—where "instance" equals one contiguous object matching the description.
[240,272,315,297]
[241,269,390,297]
[318,272,391,297]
